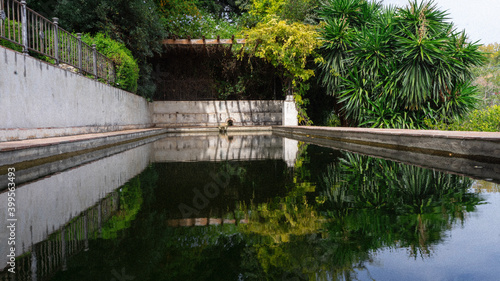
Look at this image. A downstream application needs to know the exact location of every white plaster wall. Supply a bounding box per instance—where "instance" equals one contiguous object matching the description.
[0,46,153,141]
[153,100,284,127]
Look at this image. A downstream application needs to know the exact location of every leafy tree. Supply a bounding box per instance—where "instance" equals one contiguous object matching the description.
[242,18,322,123]
[27,0,165,99]
[472,43,500,106]
[318,0,484,128]
[247,0,320,23]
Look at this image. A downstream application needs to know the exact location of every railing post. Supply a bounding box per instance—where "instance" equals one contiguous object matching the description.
[77,33,82,73]
[97,201,102,237]
[31,244,38,281]
[92,43,97,80]
[52,17,59,64]
[84,212,89,251]
[20,0,28,54]
[61,228,67,271]
[110,61,116,85]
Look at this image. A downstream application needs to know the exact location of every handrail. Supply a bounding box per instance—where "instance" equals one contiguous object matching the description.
[0,0,115,84]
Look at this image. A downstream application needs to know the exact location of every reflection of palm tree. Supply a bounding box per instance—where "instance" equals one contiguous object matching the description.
[320,151,483,258]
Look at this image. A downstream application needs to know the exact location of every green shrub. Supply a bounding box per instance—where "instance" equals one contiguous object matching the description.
[0,19,23,52]
[0,21,54,63]
[428,105,500,132]
[81,33,139,93]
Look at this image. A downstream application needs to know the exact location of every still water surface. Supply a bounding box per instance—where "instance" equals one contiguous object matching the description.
[1,133,499,281]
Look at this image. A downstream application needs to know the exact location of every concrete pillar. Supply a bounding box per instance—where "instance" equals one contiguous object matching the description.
[283,95,298,126]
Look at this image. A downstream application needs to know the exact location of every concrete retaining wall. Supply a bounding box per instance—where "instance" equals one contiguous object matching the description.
[153,100,284,127]
[0,46,153,142]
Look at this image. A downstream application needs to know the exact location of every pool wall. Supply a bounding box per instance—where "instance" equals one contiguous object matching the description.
[153,100,292,127]
[0,46,153,142]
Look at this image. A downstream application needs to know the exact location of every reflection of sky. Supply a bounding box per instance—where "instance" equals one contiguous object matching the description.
[359,192,500,281]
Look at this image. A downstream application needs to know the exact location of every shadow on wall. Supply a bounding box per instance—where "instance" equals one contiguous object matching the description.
[153,100,286,127]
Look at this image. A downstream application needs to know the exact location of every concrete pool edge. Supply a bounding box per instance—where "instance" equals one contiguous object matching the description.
[0,128,169,167]
[273,126,500,161]
[273,126,500,183]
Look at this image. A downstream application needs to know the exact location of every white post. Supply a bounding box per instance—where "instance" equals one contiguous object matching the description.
[52,17,59,64]
[92,44,97,80]
[20,0,28,54]
[77,33,82,73]
[282,95,298,126]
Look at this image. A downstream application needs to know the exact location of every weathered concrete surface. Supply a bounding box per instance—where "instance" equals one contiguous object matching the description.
[0,140,154,266]
[0,128,167,166]
[153,100,284,127]
[273,126,500,183]
[0,133,166,191]
[274,126,500,160]
[161,126,273,134]
[0,46,153,141]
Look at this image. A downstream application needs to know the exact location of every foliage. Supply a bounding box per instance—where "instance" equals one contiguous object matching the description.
[0,18,58,63]
[242,18,322,123]
[472,43,500,106]
[0,19,23,52]
[318,0,484,128]
[81,33,139,93]
[247,0,320,23]
[427,105,500,132]
[160,11,241,39]
[100,177,144,239]
[155,0,245,38]
[319,152,482,257]
[28,0,166,99]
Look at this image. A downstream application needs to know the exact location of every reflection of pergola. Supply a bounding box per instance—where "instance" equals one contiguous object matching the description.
[167,217,249,227]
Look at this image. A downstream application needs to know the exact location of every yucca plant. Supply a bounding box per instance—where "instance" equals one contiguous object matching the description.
[318,0,485,128]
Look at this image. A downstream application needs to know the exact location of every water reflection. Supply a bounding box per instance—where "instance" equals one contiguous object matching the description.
[1,135,498,281]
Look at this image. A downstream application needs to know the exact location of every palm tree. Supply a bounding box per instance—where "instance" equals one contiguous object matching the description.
[318,0,484,127]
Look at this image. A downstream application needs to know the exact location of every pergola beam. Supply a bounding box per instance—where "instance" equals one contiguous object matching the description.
[162,38,246,45]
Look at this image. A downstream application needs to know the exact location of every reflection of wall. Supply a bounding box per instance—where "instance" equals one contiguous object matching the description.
[0,134,165,191]
[154,134,287,162]
[0,143,154,267]
[0,192,119,280]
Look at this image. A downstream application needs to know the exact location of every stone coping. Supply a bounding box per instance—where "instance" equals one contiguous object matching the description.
[0,128,167,152]
[0,128,168,167]
[273,126,500,159]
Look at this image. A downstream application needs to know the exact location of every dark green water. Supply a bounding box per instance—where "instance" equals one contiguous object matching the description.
[4,136,500,281]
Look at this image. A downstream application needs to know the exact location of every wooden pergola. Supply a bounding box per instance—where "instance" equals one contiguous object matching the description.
[162,35,246,49]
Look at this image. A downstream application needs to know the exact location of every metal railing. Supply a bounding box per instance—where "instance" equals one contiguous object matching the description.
[0,0,115,84]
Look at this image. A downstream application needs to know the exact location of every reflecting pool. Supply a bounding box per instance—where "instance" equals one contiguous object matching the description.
[1,133,499,281]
